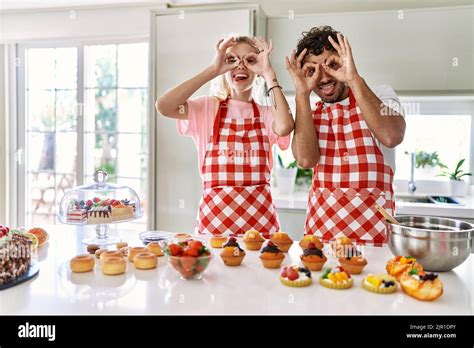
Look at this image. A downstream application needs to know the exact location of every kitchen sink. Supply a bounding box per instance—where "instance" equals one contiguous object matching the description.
[395,195,461,205]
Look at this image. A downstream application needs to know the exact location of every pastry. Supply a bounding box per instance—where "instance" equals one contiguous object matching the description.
[27,227,49,247]
[319,266,353,290]
[101,256,126,275]
[220,237,246,266]
[70,255,95,273]
[95,248,107,259]
[259,241,285,269]
[100,250,123,262]
[210,234,228,248]
[362,274,398,294]
[128,247,149,262]
[175,233,193,243]
[399,268,443,301]
[24,233,39,250]
[300,242,327,271]
[86,244,100,254]
[338,246,367,274]
[118,246,129,257]
[299,234,324,250]
[0,230,32,284]
[270,232,293,252]
[243,230,265,250]
[146,242,164,256]
[116,242,128,249]
[111,204,135,221]
[279,266,312,287]
[66,208,87,223]
[331,236,354,258]
[133,252,157,270]
[386,256,424,280]
[87,205,112,224]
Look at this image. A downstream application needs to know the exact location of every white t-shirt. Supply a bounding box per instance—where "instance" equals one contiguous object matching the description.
[321,84,404,174]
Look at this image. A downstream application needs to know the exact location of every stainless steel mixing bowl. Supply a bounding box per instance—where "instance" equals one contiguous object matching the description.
[387,215,473,272]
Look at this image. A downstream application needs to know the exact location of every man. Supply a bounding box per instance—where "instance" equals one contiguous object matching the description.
[286,26,406,246]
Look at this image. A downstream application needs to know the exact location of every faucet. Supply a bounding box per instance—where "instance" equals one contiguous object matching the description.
[408,152,417,194]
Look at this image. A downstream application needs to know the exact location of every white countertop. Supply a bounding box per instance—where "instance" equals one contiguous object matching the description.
[0,226,472,315]
[273,188,474,220]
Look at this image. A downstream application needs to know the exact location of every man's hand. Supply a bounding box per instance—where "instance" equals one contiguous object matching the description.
[323,34,360,83]
[286,48,321,96]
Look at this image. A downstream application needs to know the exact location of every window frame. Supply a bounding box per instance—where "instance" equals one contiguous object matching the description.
[15,37,150,227]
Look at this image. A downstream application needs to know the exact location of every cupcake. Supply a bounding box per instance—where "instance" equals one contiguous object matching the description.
[259,241,285,269]
[319,266,353,290]
[331,236,354,258]
[300,242,327,271]
[270,232,293,252]
[220,237,246,266]
[362,274,398,294]
[338,246,367,274]
[243,230,265,250]
[279,266,312,287]
[210,234,228,248]
[299,234,324,250]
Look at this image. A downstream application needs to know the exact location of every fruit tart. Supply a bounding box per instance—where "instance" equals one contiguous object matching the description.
[300,242,327,271]
[279,266,312,287]
[319,266,353,290]
[299,234,324,250]
[338,246,367,274]
[259,241,285,269]
[220,237,246,266]
[270,232,293,252]
[362,274,398,294]
[386,255,424,280]
[399,268,443,301]
[243,230,265,250]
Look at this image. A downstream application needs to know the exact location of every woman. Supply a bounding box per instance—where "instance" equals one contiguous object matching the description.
[156,36,294,238]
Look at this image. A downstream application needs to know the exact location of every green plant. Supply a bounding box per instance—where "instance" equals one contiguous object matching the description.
[437,159,472,181]
[405,151,444,169]
[277,155,313,181]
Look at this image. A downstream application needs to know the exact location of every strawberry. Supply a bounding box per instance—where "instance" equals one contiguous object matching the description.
[86,200,93,206]
[189,240,203,251]
[111,200,120,206]
[183,247,199,257]
[280,267,288,278]
[307,242,316,249]
[180,256,196,272]
[287,267,299,281]
[93,197,100,203]
[168,244,183,256]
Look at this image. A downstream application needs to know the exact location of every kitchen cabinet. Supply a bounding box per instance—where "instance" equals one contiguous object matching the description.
[150,5,266,231]
[268,6,474,93]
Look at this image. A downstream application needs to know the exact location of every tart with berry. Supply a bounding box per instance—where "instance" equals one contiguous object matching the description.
[386,255,424,280]
[220,237,246,266]
[242,230,265,250]
[299,234,324,250]
[399,268,443,301]
[259,241,285,269]
[300,242,327,271]
[362,274,398,294]
[338,246,367,274]
[319,266,353,290]
[279,266,312,287]
[270,232,293,252]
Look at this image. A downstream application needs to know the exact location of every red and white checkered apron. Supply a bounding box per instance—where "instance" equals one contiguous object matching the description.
[304,89,395,246]
[196,97,280,238]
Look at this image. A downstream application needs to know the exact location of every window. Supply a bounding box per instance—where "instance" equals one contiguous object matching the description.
[19,41,149,229]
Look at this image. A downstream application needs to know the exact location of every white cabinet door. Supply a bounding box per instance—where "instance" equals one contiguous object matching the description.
[150,6,261,231]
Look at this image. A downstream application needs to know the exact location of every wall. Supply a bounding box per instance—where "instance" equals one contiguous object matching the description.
[0,44,6,224]
[268,6,474,93]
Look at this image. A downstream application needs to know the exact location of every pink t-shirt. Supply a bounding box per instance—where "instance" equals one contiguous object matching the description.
[177,96,290,175]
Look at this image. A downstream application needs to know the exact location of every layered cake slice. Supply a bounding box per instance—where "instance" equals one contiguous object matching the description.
[0,232,32,285]
[111,204,135,222]
[87,205,112,224]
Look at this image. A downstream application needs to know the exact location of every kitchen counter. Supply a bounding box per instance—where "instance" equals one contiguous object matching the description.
[0,226,472,315]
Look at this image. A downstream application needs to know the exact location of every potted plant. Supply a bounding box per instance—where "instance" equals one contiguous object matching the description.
[276,155,298,195]
[437,159,472,197]
[405,150,444,179]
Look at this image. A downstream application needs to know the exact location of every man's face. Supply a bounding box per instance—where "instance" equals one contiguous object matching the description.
[303,49,346,103]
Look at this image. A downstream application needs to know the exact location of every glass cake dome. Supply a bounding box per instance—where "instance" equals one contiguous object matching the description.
[58,169,143,245]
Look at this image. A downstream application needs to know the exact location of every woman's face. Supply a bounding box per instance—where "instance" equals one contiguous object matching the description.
[224,42,258,93]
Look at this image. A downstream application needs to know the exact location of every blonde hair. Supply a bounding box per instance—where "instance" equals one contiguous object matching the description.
[209,35,268,105]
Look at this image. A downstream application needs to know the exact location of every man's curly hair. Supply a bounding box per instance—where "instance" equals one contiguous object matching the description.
[296,25,342,58]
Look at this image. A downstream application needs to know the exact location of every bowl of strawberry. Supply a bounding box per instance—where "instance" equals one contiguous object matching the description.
[162,238,212,280]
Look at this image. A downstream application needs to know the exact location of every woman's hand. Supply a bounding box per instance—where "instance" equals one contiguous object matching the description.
[286,48,320,96]
[323,34,360,83]
[210,37,238,76]
[243,37,275,80]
